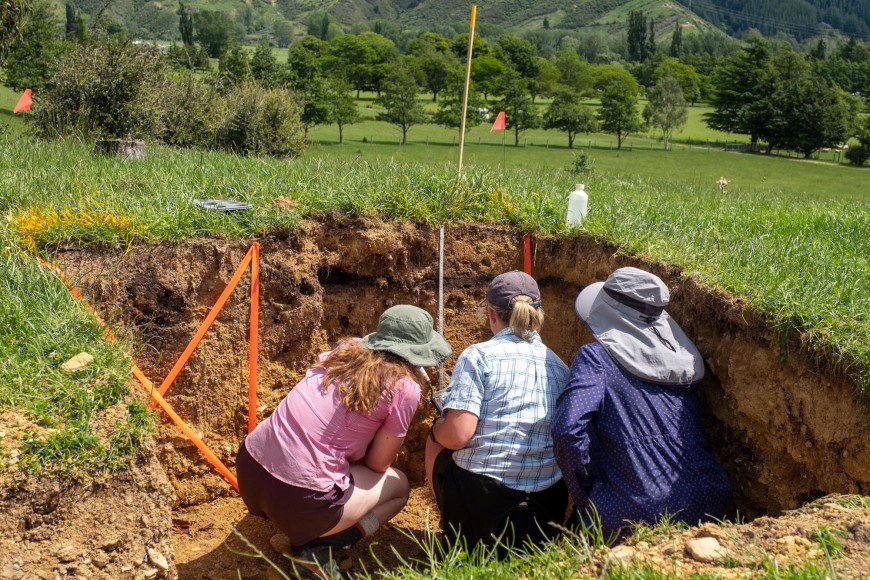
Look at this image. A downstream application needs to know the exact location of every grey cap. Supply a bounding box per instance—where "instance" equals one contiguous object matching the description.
[486,271,541,310]
[575,267,704,385]
[359,305,452,367]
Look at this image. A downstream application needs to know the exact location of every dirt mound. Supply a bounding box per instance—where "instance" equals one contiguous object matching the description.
[0,438,175,579]
[43,215,870,577]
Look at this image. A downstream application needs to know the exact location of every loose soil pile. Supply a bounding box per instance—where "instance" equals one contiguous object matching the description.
[4,216,869,578]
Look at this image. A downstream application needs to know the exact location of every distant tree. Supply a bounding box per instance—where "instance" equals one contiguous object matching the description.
[408,31,452,56]
[496,34,541,82]
[64,2,86,42]
[326,75,359,144]
[416,46,457,101]
[597,72,642,150]
[647,19,656,59]
[498,71,540,146]
[370,19,400,44]
[376,64,427,144]
[307,11,331,40]
[273,19,293,48]
[532,57,560,101]
[219,45,251,86]
[655,58,701,104]
[177,2,193,45]
[327,34,377,97]
[627,11,647,62]
[643,72,688,150]
[845,115,870,166]
[285,38,330,139]
[4,0,65,90]
[555,50,592,95]
[809,38,826,60]
[763,51,855,158]
[433,69,486,131]
[195,10,235,58]
[706,38,774,147]
[358,31,399,95]
[251,42,280,88]
[452,33,492,60]
[471,54,505,100]
[836,37,869,62]
[670,23,682,57]
[543,87,597,148]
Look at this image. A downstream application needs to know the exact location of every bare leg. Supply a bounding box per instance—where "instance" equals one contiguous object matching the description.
[322,465,409,535]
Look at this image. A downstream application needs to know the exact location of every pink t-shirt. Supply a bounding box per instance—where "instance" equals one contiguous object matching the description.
[245,343,421,492]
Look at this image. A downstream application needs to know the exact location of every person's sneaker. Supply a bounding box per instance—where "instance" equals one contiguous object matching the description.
[290,544,352,580]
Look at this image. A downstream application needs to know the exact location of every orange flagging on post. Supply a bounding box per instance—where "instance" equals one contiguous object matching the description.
[39,244,262,492]
[248,242,260,434]
[523,233,532,275]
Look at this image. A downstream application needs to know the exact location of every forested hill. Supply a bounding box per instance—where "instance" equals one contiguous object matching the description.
[675,0,870,41]
[63,0,870,42]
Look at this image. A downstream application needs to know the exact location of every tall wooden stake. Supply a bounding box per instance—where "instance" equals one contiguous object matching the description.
[439,5,476,391]
[456,4,477,178]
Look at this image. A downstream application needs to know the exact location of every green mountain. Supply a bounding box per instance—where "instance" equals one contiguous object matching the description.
[61,0,869,43]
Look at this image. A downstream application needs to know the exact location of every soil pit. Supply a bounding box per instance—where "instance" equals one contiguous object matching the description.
[9,216,870,579]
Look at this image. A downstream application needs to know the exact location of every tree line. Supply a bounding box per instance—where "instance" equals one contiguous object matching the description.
[3,2,869,162]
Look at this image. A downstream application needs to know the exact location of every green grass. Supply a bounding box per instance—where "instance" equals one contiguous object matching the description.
[0,246,153,481]
[0,136,867,393]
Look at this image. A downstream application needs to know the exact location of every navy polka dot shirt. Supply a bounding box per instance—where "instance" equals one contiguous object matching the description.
[552,342,731,537]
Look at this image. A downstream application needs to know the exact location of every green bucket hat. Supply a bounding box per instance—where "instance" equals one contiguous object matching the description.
[359,305,452,367]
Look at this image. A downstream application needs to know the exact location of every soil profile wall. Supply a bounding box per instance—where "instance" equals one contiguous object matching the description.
[60,216,870,517]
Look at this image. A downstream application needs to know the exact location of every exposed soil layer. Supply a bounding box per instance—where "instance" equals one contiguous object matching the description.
[0,438,176,579]
[42,215,869,577]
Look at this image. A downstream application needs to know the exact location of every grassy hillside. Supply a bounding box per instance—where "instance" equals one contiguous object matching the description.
[58,0,868,42]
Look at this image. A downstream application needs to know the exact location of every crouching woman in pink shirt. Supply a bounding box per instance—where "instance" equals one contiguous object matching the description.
[236,305,451,578]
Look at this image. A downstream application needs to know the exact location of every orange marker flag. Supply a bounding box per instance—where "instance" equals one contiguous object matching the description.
[490,110,505,131]
[13,89,32,113]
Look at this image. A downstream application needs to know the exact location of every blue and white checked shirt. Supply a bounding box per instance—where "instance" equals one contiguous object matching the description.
[443,328,570,492]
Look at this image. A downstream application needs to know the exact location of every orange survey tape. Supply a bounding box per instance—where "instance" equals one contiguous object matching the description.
[148,244,257,408]
[38,244,262,492]
[132,363,239,491]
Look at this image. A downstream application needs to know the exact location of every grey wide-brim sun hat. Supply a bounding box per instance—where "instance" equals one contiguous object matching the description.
[359,305,452,367]
[574,267,705,385]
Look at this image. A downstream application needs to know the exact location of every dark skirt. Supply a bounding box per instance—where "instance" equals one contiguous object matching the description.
[236,439,353,546]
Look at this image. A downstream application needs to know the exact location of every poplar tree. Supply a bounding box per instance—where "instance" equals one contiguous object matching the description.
[669,23,682,57]
[177,2,193,45]
[627,11,647,62]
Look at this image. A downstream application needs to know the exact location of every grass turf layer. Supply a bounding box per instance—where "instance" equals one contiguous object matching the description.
[0,137,867,399]
[0,248,153,481]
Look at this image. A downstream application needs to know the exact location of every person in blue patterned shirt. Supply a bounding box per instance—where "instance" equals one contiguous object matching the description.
[425,271,571,554]
[552,267,731,541]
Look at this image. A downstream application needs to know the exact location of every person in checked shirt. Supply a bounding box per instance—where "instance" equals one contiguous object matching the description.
[425,271,571,554]
[553,267,731,541]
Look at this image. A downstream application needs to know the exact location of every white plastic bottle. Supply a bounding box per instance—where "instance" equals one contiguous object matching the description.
[566,183,588,227]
